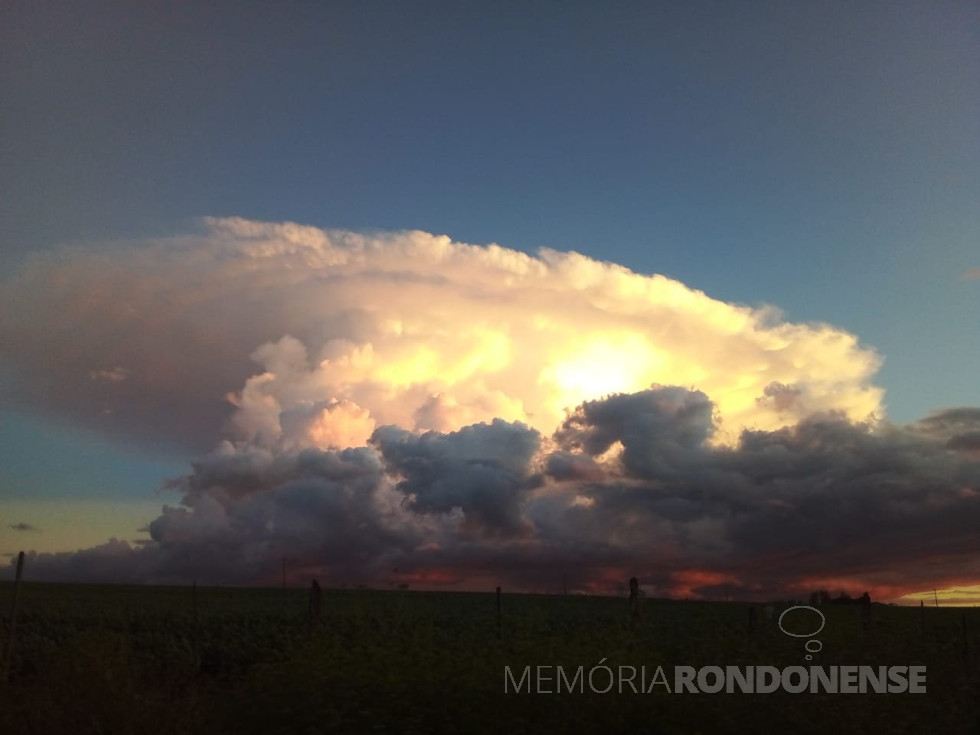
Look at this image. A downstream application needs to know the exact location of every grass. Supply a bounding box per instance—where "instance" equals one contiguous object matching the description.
[1,582,978,734]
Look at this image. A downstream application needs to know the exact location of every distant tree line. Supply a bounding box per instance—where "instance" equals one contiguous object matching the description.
[809,590,872,606]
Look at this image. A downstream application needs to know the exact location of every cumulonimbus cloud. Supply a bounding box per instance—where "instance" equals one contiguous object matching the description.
[0,217,883,451]
[3,218,977,599]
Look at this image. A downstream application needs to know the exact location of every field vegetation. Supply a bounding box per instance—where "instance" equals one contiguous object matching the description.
[1,582,977,734]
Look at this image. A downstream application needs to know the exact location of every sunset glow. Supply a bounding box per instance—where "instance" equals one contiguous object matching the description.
[1,2,977,609]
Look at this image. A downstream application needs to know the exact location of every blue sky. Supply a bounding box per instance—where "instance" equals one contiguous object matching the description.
[1,2,978,600]
[4,2,976,422]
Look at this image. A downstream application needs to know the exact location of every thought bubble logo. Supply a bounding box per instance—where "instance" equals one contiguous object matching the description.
[778,605,826,660]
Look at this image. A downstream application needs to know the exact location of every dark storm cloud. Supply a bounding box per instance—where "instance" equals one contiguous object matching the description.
[947,431,980,452]
[145,443,418,584]
[915,407,980,434]
[6,386,980,600]
[8,522,39,532]
[17,444,421,586]
[755,381,804,413]
[535,401,980,598]
[554,387,715,477]
[20,539,158,586]
[372,419,543,535]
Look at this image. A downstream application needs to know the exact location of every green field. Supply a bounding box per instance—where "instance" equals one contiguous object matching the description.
[1,582,978,734]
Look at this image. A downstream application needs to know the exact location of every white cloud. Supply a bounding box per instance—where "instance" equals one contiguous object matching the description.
[0,217,885,452]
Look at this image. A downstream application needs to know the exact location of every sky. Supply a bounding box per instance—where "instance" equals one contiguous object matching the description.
[1,1,978,603]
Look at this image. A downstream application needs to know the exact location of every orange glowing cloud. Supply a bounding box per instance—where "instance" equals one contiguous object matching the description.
[0,217,885,453]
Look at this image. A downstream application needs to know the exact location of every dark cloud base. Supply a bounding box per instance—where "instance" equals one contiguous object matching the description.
[6,390,980,602]
[8,522,40,532]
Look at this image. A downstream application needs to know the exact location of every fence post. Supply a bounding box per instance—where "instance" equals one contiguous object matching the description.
[308,579,322,641]
[191,579,201,665]
[963,612,970,660]
[496,586,502,639]
[3,551,25,682]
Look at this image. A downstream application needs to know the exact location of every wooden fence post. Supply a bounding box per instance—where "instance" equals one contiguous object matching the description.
[308,579,322,641]
[191,579,200,663]
[963,612,970,660]
[3,551,25,682]
[496,586,502,639]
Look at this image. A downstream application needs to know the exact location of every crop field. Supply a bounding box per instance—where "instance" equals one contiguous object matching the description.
[1,582,978,734]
